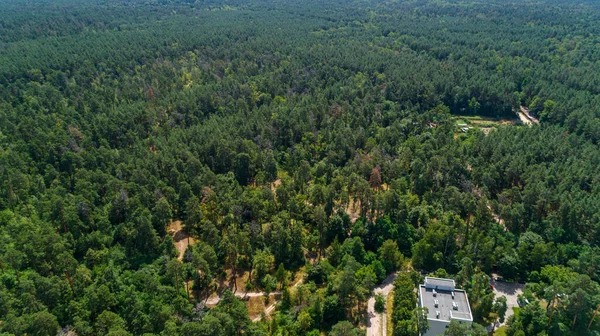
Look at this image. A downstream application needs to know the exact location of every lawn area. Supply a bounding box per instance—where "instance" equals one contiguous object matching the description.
[494,326,508,336]
[512,307,521,319]
[453,115,517,128]
[386,290,394,336]
[246,296,267,320]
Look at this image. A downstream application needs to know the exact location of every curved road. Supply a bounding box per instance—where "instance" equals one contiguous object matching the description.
[367,272,397,336]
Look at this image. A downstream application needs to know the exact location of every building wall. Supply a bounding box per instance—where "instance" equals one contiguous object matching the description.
[424,319,449,336]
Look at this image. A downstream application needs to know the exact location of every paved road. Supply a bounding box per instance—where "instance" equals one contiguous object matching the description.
[367,272,397,336]
[491,277,524,326]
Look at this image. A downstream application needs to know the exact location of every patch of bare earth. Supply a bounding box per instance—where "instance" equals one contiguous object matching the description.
[246,296,268,320]
[216,269,251,294]
[345,198,361,223]
[480,127,493,135]
[270,178,281,192]
[167,220,195,260]
[517,106,540,126]
[520,106,540,125]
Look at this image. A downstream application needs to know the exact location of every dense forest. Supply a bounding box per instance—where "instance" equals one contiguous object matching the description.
[1,0,600,335]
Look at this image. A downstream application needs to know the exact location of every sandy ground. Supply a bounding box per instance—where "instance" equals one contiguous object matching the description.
[487,204,507,232]
[517,106,540,126]
[345,198,361,223]
[517,110,532,126]
[167,220,195,260]
[367,273,397,336]
[204,278,304,322]
[252,278,304,322]
[205,290,282,305]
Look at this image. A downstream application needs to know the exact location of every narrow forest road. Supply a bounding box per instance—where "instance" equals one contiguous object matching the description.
[251,279,304,322]
[367,272,397,336]
[204,278,304,322]
[167,220,194,260]
[204,291,280,305]
[517,106,540,126]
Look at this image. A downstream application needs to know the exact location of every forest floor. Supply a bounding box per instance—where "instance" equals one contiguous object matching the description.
[205,271,305,322]
[168,215,308,321]
[346,198,361,224]
[487,204,507,231]
[454,115,517,137]
[366,272,397,336]
[251,271,305,321]
[167,220,195,260]
[472,185,508,232]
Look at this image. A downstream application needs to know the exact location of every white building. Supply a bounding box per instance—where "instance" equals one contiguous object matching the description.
[418,277,473,336]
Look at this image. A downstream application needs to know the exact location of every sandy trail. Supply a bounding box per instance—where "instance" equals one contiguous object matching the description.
[252,279,303,322]
[517,106,539,126]
[204,278,304,322]
[167,220,195,260]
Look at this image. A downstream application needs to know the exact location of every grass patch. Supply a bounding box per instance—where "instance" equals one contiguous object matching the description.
[386,290,394,336]
[494,326,508,336]
[469,121,502,127]
[246,296,267,320]
[455,115,517,127]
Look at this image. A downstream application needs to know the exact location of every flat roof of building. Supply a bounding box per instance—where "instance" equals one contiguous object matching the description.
[419,285,473,322]
[424,277,455,290]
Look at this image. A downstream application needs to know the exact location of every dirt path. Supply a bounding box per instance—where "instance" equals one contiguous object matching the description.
[252,279,303,322]
[167,220,194,260]
[472,185,508,232]
[517,106,539,126]
[205,290,282,305]
[487,204,508,232]
[204,278,304,321]
[258,298,279,322]
[345,198,361,224]
[367,272,397,336]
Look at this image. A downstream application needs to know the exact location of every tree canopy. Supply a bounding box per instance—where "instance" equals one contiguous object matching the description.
[2,0,600,335]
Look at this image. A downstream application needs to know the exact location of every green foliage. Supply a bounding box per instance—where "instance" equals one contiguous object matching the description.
[252,249,274,285]
[444,320,487,336]
[374,294,385,314]
[378,240,404,273]
[2,0,600,334]
[322,295,345,330]
[329,321,362,336]
[392,272,418,336]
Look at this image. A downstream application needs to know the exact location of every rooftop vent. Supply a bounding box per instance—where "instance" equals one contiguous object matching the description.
[434,299,439,308]
[432,289,437,297]
[436,310,440,318]
[452,302,458,310]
